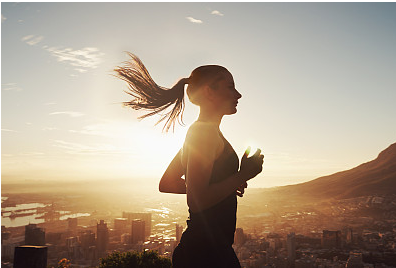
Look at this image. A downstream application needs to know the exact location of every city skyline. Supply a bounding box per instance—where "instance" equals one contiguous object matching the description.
[2,2,396,189]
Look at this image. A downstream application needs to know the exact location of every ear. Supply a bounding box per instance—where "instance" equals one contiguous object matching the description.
[202,85,216,102]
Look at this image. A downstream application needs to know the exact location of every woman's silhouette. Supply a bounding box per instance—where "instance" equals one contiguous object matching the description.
[115,53,264,268]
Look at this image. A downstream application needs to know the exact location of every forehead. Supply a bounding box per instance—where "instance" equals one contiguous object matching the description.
[219,71,234,83]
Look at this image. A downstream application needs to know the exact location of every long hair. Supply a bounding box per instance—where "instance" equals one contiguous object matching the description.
[114,52,187,132]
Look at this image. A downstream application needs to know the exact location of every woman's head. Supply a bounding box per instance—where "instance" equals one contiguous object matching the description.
[187,65,242,115]
[115,53,240,131]
[186,65,229,105]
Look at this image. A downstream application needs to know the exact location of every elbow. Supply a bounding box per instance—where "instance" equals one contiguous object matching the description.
[159,181,165,193]
[159,177,168,193]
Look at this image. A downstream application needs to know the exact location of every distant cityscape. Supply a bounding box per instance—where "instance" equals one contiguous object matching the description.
[2,192,396,268]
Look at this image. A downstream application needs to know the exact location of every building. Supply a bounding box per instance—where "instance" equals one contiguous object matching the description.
[121,233,131,244]
[80,230,96,249]
[66,237,81,260]
[25,224,45,246]
[114,218,128,236]
[287,232,296,262]
[96,220,109,256]
[322,230,342,249]
[346,251,364,268]
[1,226,11,243]
[13,245,47,268]
[342,227,353,246]
[79,230,96,261]
[176,224,183,243]
[131,219,145,244]
[235,228,246,246]
[122,212,152,238]
[267,233,282,252]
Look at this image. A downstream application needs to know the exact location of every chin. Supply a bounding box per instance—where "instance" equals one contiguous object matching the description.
[226,108,237,115]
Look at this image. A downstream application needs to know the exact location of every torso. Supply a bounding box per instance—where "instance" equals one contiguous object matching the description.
[180,122,240,247]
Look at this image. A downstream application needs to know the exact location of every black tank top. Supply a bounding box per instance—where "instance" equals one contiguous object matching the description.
[181,132,240,247]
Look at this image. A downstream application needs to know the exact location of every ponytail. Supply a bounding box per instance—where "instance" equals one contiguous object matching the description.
[114,52,188,132]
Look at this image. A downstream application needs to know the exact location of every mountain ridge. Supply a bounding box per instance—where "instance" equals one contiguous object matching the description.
[266,142,396,200]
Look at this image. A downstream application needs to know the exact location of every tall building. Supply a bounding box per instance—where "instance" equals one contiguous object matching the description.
[96,220,109,256]
[25,224,45,246]
[66,237,78,248]
[267,233,282,252]
[122,212,151,238]
[79,230,96,261]
[175,224,183,243]
[80,230,96,249]
[66,237,80,260]
[287,232,296,262]
[342,228,353,246]
[13,245,47,268]
[131,219,145,244]
[322,230,342,249]
[114,218,128,235]
[234,228,246,246]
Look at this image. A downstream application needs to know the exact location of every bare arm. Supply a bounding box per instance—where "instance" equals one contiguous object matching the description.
[159,149,186,194]
[185,123,263,212]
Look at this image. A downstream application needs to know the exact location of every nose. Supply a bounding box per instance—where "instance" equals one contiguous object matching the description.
[235,89,242,99]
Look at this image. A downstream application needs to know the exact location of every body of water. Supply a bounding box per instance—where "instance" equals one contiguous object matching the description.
[1,201,90,228]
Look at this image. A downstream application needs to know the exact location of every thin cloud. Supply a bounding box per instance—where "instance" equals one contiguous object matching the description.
[2,14,6,22]
[43,127,58,131]
[211,10,224,16]
[49,111,84,117]
[186,17,203,24]
[75,68,88,73]
[69,124,114,137]
[69,124,111,136]
[21,35,34,41]
[21,35,44,46]
[2,128,19,133]
[46,46,104,73]
[52,140,119,155]
[44,102,57,105]
[20,152,44,156]
[21,34,104,73]
[2,83,22,91]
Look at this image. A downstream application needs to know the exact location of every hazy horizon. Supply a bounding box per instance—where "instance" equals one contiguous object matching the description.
[2,3,396,190]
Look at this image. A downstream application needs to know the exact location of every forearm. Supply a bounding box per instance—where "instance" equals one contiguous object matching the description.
[188,171,246,212]
[159,177,186,194]
[159,149,186,194]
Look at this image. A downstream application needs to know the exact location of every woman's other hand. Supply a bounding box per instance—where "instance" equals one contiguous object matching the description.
[236,182,248,197]
[239,147,264,181]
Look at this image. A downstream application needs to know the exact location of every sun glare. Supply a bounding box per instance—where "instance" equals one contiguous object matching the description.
[242,141,261,157]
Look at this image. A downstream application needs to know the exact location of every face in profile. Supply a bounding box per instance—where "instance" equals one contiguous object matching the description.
[210,71,242,115]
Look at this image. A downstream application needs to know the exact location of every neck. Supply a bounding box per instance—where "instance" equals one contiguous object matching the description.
[197,108,223,129]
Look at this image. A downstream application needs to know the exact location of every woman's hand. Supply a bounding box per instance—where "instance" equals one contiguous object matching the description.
[236,182,248,197]
[239,147,264,181]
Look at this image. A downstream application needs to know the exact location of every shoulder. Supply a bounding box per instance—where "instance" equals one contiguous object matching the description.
[186,121,220,145]
[184,121,222,158]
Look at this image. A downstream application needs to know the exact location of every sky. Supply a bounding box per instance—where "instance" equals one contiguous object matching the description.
[1,2,396,190]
